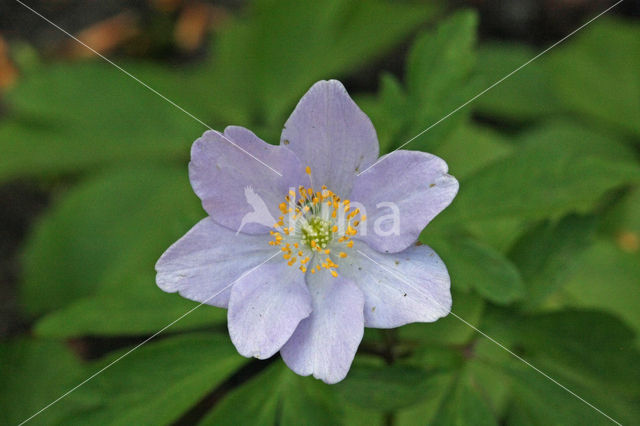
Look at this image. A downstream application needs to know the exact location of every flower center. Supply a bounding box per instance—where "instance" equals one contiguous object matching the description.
[301,216,332,249]
[267,167,366,277]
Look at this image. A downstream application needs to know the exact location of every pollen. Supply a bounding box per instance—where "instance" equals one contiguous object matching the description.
[267,168,364,277]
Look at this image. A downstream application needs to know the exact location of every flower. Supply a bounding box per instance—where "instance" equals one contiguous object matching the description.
[155,80,458,384]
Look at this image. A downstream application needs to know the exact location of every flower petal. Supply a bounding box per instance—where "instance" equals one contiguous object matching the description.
[190,126,308,234]
[228,262,312,359]
[280,268,364,384]
[340,241,451,328]
[281,80,379,196]
[155,218,275,307]
[350,150,458,253]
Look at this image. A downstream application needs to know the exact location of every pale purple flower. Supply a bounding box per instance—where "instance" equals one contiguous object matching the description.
[156,80,458,384]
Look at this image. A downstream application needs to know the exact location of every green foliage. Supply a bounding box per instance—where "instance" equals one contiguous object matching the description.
[426,233,525,304]
[335,361,444,411]
[562,240,640,341]
[2,3,640,426]
[482,310,640,424]
[445,121,640,224]
[509,214,596,309]
[21,167,202,315]
[200,361,341,425]
[546,19,640,139]
[60,333,247,425]
[0,62,200,182]
[0,338,89,426]
[364,10,480,153]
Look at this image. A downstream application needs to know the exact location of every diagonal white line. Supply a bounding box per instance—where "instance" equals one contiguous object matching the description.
[14,0,282,177]
[18,250,281,426]
[355,248,621,425]
[357,0,625,176]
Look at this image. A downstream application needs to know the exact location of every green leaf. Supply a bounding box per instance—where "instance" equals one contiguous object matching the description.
[34,273,226,338]
[360,73,411,154]
[395,363,499,426]
[341,404,386,426]
[398,290,485,346]
[546,18,640,139]
[0,62,201,183]
[501,362,616,426]
[445,121,640,224]
[601,186,640,236]
[406,11,476,101]
[482,309,640,424]
[425,234,525,304]
[562,239,640,339]
[22,166,203,317]
[432,123,514,180]
[0,338,90,426]
[430,371,498,426]
[1,0,433,182]
[200,361,342,426]
[509,214,596,309]
[200,0,436,127]
[63,333,246,425]
[370,10,480,153]
[474,42,560,121]
[335,362,448,412]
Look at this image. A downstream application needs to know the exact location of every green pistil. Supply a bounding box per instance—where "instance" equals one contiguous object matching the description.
[301,216,332,249]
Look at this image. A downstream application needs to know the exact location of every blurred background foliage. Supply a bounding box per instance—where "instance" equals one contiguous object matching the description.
[1,0,639,424]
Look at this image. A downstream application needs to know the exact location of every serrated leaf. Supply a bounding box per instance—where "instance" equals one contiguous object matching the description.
[370,10,480,153]
[546,18,640,139]
[200,361,341,426]
[200,0,436,127]
[406,11,477,100]
[62,333,246,426]
[445,122,640,224]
